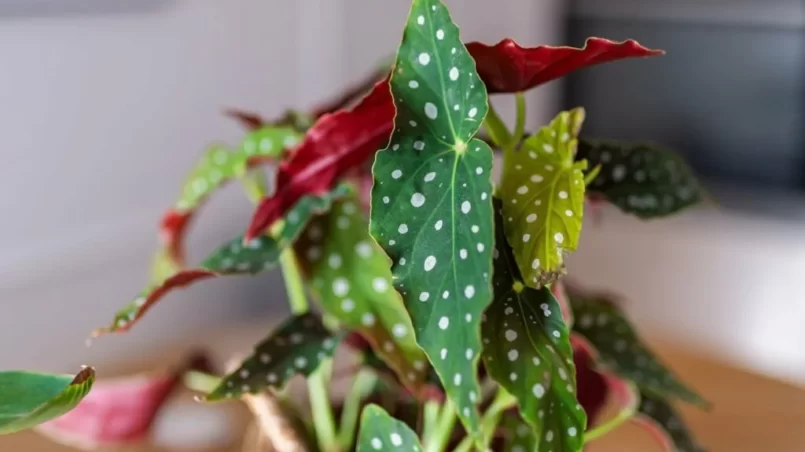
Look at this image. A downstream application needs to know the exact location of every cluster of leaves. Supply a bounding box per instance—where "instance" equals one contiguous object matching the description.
[0,0,711,451]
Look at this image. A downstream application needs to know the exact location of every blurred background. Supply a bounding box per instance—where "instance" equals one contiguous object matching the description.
[1,0,804,450]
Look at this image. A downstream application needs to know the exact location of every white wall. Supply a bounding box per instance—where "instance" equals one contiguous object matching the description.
[0,0,565,370]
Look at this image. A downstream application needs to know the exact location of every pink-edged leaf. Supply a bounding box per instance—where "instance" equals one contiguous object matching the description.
[570,294,708,407]
[96,187,349,336]
[244,80,394,242]
[205,313,339,401]
[35,354,210,449]
[634,392,707,452]
[551,280,574,329]
[466,37,664,94]
[294,190,431,398]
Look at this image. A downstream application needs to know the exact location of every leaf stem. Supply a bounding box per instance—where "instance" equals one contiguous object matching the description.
[512,92,526,147]
[278,248,339,451]
[454,389,516,452]
[421,400,441,441]
[483,100,513,150]
[336,370,377,450]
[584,401,638,443]
[423,401,457,452]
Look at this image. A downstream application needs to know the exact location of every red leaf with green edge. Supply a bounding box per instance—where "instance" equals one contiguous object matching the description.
[499,108,589,288]
[96,186,350,336]
[481,201,586,451]
[369,0,496,434]
[244,79,395,242]
[293,191,430,397]
[0,367,94,435]
[357,404,423,452]
[577,139,703,219]
[35,354,210,449]
[159,127,302,266]
[466,37,664,94]
[205,313,340,401]
[634,392,707,452]
[570,294,708,407]
[572,335,639,428]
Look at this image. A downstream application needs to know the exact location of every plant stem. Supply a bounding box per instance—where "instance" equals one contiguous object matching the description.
[278,248,338,452]
[421,400,441,442]
[336,370,377,450]
[423,401,457,452]
[483,100,513,150]
[454,389,516,452]
[512,92,526,147]
[584,402,638,443]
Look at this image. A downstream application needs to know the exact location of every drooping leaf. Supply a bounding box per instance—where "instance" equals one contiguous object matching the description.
[95,186,349,336]
[369,0,495,433]
[481,202,585,450]
[158,127,302,266]
[205,313,339,401]
[294,191,430,397]
[577,140,703,218]
[466,37,664,94]
[0,367,95,435]
[356,404,423,452]
[35,354,210,449]
[499,412,537,452]
[634,392,706,452]
[499,108,588,288]
[244,79,395,242]
[570,295,708,407]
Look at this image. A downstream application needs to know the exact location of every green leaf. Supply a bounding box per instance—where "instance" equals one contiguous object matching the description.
[174,127,301,212]
[205,313,339,401]
[635,392,706,452]
[577,140,702,218]
[499,108,588,288]
[357,404,423,452]
[570,295,708,407]
[96,186,350,336]
[500,412,537,452]
[481,201,586,451]
[369,0,494,432]
[294,191,430,396]
[0,367,94,435]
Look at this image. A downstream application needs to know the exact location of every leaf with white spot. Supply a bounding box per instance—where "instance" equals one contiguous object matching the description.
[499,108,588,288]
[499,412,537,452]
[159,127,302,266]
[357,404,423,452]
[570,295,708,407]
[481,202,586,451]
[369,0,495,433]
[577,140,703,219]
[95,186,350,336]
[634,392,707,452]
[205,313,339,401]
[295,191,430,397]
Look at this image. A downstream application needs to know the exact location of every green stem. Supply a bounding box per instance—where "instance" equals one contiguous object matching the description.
[336,370,377,450]
[512,92,526,147]
[278,248,338,451]
[483,100,513,150]
[584,402,638,443]
[182,371,221,394]
[421,400,441,442]
[423,401,457,452]
[454,389,516,452]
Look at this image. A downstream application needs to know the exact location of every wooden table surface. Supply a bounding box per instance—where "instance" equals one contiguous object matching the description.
[3,333,804,451]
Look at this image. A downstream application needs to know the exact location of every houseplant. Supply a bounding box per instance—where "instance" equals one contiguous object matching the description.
[0,0,709,450]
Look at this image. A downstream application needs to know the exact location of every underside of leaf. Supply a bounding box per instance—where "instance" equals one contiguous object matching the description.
[481,202,586,450]
[577,139,703,218]
[0,367,95,435]
[369,0,495,433]
[499,108,588,288]
[294,191,430,397]
[96,186,349,336]
[466,37,664,94]
[206,313,339,401]
[570,294,708,407]
[634,392,707,452]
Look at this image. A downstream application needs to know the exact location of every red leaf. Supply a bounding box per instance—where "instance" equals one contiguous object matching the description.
[466,37,664,94]
[35,354,211,450]
[158,209,194,269]
[244,80,394,241]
